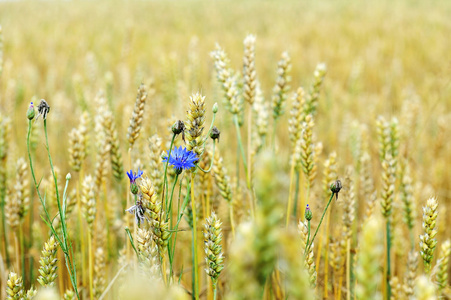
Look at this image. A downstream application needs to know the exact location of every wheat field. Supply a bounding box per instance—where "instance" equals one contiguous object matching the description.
[0,0,450,299]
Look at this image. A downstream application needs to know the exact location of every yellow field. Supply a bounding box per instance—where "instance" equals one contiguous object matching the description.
[0,0,450,299]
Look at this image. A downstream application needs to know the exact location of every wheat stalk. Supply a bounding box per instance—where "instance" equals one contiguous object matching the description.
[127,83,148,148]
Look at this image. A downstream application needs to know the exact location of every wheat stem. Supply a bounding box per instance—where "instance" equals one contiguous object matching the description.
[386,220,391,299]
[286,162,296,226]
[233,114,248,176]
[88,230,93,300]
[191,172,199,300]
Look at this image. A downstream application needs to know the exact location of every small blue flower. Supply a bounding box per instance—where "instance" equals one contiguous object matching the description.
[163,146,198,172]
[126,168,143,184]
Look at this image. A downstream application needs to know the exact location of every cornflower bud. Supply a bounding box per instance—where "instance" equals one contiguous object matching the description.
[27,102,35,120]
[305,204,313,221]
[212,102,219,114]
[127,169,143,195]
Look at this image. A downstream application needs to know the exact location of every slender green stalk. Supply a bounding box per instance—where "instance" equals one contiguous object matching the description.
[247,107,253,209]
[196,141,216,173]
[235,144,240,195]
[307,192,334,251]
[272,120,277,153]
[27,120,80,299]
[163,134,176,211]
[124,227,138,256]
[44,119,80,298]
[293,171,300,218]
[88,230,93,300]
[191,233,196,300]
[168,173,185,282]
[233,114,248,175]
[233,114,255,217]
[170,177,191,261]
[0,182,9,267]
[165,174,179,224]
[191,172,199,300]
[201,110,217,145]
[286,163,295,226]
[386,220,391,300]
[304,220,311,255]
[19,222,25,280]
[229,204,235,238]
[29,154,36,282]
[346,238,351,300]
[213,282,218,300]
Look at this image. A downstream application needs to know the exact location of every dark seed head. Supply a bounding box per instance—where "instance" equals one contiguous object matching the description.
[210,126,220,142]
[172,120,185,135]
[36,99,50,121]
[330,180,342,199]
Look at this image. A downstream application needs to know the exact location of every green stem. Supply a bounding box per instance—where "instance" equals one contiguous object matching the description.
[201,111,217,146]
[190,173,199,300]
[27,120,80,299]
[307,192,334,251]
[28,160,36,282]
[124,227,138,256]
[165,174,179,223]
[19,222,25,280]
[386,220,391,299]
[304,220,311,255]
[293,171,300,218]
[213,282,218,300]
[409,228,414,250]
[191,233,195,300]
[233,114,248,175]
[170,177,191,260]
[196,141,216,173]
[44,120,80,298]
[235,144,240,195]
[272,119,277,153]
[163,134,176,212]
[286,163,296,226]
[1,161,10,267]
[168,173,185,282]
[88,230,93,300]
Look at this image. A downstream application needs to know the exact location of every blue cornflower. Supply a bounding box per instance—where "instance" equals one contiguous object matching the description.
[127,168,143,184]
[127,169,143,194]
[163,146,198,173]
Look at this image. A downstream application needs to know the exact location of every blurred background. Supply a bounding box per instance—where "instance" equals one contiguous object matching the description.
[0,0,451,298]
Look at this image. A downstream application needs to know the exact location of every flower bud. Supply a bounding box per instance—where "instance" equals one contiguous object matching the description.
[210,126,220,142]
[130,183,139,195]
[66,173,71,180]
[305,204,313,221]
[212,102,219,114]
[172,120,185,135]
[27,102,35,120]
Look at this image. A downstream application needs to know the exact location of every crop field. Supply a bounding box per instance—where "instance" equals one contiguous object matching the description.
[0,0,451,299]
